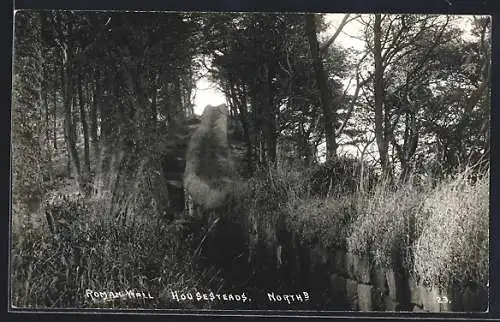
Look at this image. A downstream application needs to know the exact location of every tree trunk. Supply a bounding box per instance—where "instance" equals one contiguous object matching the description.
[239,93,254,176]
[397,112,419,181]
[229,77,254,177]
[78,72,91,176]
[60,19,82,187]
[42,67,53,181]
[43,70,50,146]
[52,87,58,150]
[261,63,277,165]
[151,86,157,128]
[305,14,337,161]
[90,68,100,156]
[373,14,390,178]
[298,125,313,166]
[72,80,79,140]
[64,116,71,175]
[100,73,114,142]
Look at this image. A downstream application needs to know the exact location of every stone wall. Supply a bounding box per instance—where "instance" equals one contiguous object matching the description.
[278,241,488,312]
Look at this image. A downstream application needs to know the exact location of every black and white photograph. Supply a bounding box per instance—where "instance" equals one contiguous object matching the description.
[10,11,490,312]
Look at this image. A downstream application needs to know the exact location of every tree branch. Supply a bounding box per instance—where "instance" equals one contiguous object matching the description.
[320,14,359,55]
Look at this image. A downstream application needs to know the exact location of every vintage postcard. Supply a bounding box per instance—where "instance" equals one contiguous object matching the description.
[10,10,490,314]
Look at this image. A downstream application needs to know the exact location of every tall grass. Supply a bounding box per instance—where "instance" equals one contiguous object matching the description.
[412,170,489,288]
[345,168,488,288]
[11,187,222,309]
[347,176,428,268]
[240,161,489,291]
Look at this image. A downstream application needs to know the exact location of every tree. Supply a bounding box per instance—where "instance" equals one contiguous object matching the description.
[204,13,355,170]
[78,73,91,176]
[13,11,205,220]
[305,14,338,161]
[12,11,47,214]
[359,14,479,179]
[51,12,83,187]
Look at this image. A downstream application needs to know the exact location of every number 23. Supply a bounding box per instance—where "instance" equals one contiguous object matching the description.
[436,296,450,304]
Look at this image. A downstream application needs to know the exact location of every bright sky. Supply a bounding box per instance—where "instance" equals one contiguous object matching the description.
[193,78,226,115]
[322,14,365,50]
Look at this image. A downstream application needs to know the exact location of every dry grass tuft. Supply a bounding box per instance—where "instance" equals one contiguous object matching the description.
[347,178,427,268]
[412,170,489,288]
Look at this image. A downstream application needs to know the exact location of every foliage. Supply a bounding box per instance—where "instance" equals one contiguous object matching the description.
[289,196,355,250]
[357,14,490,179]
[242,168,293,256]
[228,157,488,291]
[308,156,377,196]
[346,167,489,288]
[203,13,351,166]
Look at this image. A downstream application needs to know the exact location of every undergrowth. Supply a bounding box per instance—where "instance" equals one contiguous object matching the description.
[11,189,222,309]
[11,157,489,308]
[347,177,428,269]
[239,162,489,291]
[412,170,489,288]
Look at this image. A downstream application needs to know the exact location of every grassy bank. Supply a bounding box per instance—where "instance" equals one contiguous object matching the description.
[241,163,489,290]
[11,161,489,309]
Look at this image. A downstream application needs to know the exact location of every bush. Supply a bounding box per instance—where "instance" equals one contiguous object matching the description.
[44,190,90,235]
[242,169,290,258]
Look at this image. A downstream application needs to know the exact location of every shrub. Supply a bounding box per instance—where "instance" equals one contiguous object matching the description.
[345,166,489,290]
[218,164,311,270]
[44,190,90,235]
[243,170,289,256]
